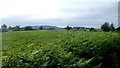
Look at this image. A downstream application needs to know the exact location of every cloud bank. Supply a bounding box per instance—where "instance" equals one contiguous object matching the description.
[0,0,118,28]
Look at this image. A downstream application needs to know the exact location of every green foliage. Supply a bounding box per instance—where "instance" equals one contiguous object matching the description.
[1,24,7,29]
[89,28,95,31]
[101,22,110,32]
[24,26,33,30]
[66,26,72,30]
[8,26,12,30]
[2,30,120,68]
[1,24,8,32]
[1,27,8,32]
[101,22,116,32]
[39,26,43,30]
[12,25,20,31]
[110,23,115,30]
[116,27,120,31]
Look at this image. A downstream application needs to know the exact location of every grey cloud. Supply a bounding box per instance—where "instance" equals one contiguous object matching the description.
[61,2,118,27]
[1,2,118,28]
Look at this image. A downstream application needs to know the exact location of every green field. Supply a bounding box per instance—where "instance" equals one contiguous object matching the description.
[2,30,120,68]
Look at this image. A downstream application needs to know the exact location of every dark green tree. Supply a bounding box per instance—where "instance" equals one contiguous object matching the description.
[1,24,7,29]
[101,22,110,32]
[116,27,120,31]
[66,26,72,30]
[8,26,12,30]
[39,26,43,30]
[24,26,33,30]
[1,24,8,32]
[12,25,20,31]
[110,23,115,31]
[89,28,95,31]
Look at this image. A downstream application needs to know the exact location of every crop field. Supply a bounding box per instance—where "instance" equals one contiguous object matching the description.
[2,30,120,68]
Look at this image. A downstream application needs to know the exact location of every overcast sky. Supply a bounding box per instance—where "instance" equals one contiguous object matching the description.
[0,0,119,28]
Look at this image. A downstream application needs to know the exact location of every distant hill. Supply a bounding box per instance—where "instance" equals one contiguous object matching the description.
[30,25,62,29]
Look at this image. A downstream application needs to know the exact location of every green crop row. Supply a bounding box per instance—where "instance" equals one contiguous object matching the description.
[2,30,120,68]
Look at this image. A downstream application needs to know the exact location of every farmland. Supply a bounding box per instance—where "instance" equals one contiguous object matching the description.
[2,30,120,68]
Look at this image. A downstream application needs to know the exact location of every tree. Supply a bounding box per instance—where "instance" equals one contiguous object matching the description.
[1,24,8,32]
[1,24,7,29]
[101,22,110,32]
[8,26,12,30]
[116,27,120,31]
[12,25,20,31]
[110,23,115,31]
[39,26,43,30]
[15,25,20,31]
[89,28,95,31]
[24,26,33,30]
[66,26,72,30]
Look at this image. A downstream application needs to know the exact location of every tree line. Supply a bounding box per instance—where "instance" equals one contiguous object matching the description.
[65,26,96,31]
[65,22,120,32]
[0,22,120,32]
[101,22,117,32]
[0,25,42,32]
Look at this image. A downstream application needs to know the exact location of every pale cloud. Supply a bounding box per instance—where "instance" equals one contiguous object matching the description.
[0,0,119,28]
[0,0,61,18]
[0,0,118,18]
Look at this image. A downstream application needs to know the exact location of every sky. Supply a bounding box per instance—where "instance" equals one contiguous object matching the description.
[0,0,119,28]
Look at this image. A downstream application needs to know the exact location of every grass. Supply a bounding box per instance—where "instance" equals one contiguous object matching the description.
[0,32,2,67]
[2,30,120,68]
